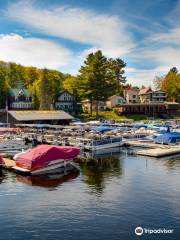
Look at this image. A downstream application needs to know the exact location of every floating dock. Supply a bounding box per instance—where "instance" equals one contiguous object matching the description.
[137,146,180,157]
[2,158,16,169]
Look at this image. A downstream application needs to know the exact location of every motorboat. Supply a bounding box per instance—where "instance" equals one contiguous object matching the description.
[13,145,80,175]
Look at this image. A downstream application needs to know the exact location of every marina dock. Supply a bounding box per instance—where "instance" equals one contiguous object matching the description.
[136,146,180,157]
[2,158,16,169]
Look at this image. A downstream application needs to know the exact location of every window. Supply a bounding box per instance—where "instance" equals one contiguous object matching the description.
[133,95,136,98]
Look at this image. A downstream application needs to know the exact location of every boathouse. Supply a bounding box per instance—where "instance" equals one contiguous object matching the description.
[116,102,179,116]
[6,110,73,125]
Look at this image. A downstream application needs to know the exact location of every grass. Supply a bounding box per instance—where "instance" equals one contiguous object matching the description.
[75,111,147,122]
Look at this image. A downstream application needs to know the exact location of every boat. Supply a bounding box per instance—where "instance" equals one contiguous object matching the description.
[84,136,124,151]
[154,132,180,145]
[13,145,80,175]
[0,155,3,171]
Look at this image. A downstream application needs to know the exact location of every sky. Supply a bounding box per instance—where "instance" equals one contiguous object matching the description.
[0,0,179,86]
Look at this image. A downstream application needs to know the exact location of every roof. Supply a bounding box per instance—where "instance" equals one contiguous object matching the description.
[117,102,179,106]
[8,110,73,121]
[124,88,139,93]
[108,95,124,100]
[138,87,151,95]
[9,88,31,97]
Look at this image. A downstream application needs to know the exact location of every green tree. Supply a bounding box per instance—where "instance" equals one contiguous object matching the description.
[108,58,126,95]
[0,67,8,108]
[63,75,82,101]
[78,50,119,117]
[39,69,52,110]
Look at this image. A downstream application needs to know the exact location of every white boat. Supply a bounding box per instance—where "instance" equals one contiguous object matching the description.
[84,137,124,151]
[13,145,80,175]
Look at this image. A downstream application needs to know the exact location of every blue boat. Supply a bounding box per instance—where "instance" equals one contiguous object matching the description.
[154,132,180,144]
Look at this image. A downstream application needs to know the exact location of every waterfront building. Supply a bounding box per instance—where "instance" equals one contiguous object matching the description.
[55,90,81,114]
[81,99,106,113]
[106,95,126,108]
[8,88,32,110]
[4,110,74,125]
[123,88,140,103]
[116,102,179,116]
[139,87,166,103]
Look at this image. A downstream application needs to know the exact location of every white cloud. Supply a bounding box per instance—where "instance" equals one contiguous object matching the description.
[0,34,72,69]
[126,66,170,87]
[6,1,135,58]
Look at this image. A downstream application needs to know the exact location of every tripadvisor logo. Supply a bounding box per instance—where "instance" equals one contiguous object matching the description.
[135,227,143,236]
[135,226,174,236]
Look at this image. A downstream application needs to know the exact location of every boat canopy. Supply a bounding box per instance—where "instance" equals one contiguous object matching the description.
[154,132,180,144]
[0,128,22,133]
[91,126,117,133]
[16,145,80,170]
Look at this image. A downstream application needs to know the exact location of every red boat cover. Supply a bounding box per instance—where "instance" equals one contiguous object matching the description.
[16,145,80,171]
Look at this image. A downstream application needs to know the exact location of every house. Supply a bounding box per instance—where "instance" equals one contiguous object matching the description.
[81,99,106,113]
[123,88,140,103]
[150,90,167,102]
[138,87,152,103]
[55,90,81,114]
[106,95,126,108]
[8,88,32,110]
[139,87,167,103]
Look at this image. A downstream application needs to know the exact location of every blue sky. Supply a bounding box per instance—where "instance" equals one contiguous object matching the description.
[0,0,179,86]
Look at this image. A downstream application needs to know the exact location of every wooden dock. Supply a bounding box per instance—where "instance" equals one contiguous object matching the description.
[2,158,16,169]
[125,140,168,149]
[137,146,180,157]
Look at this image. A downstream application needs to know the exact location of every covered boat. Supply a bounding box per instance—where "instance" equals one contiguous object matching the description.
[13,145,80,175]
[154,132,180,144]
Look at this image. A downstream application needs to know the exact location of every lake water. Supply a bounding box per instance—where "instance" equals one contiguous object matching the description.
[0,150,180,240]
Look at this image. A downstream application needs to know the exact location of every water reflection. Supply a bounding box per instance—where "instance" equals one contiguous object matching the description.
[16,166,79,189]
[159,155,180,170]
[0,171,4,184]
[79,149,123,194]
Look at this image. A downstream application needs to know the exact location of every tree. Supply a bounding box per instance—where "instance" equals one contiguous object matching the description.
[161,68,180,102]
[78,50,119,117]
[154,67,180,102]
[39,69,64,110]
[63,75,82,101]
[0,67,8,108]
[108,58,126,95]
[39,69,52,110]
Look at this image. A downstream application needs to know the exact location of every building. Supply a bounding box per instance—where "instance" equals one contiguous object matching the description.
[116,102,179,116]
[8,88,32,110]
[106,95,126,108]
[139,87,167,103]
[55,90,81,114]
[150,90,167,102]
[6,110,73,125]
[81,99,106,113]
[138,87,152,103]
[123,88,140,103]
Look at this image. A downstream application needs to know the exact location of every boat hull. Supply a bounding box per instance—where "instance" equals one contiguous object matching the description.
[85,141,124,151]
[13,159,72,175]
